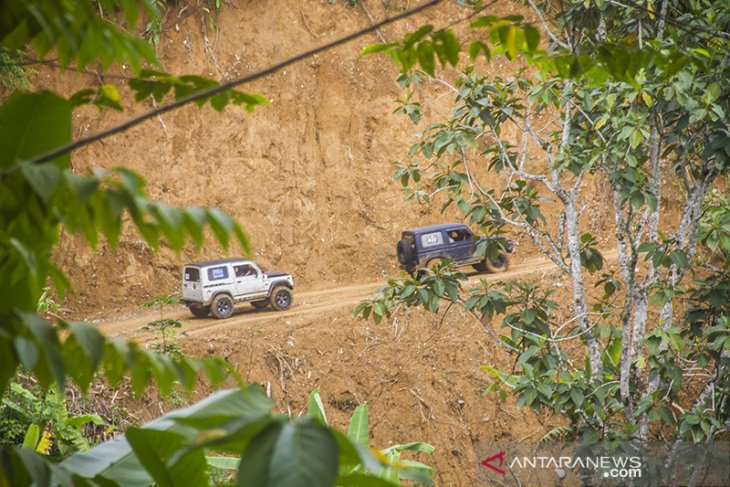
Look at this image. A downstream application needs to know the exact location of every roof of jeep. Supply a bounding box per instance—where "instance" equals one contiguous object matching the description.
[184,258,253,268]
[403,223,469,234]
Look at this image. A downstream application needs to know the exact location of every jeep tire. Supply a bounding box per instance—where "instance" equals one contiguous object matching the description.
[251,300,269,309]
[270,286,293,311]
[189,306,210,318]
[426,258,444,271]
[211,294,234,319]
[396,239,414,266]
[485,252,510,273]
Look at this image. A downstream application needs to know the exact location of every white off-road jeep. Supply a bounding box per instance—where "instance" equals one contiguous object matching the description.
[181,258,295,319]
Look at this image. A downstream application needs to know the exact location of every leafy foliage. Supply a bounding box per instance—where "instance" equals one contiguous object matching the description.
[1,388,435,487]
[308,388,435,486]
[360,0,730,450]
[361,14,543,77]
[0,0,268,482]
[0,50,34,90]
[141,295,186,357]
[0,381,103,458]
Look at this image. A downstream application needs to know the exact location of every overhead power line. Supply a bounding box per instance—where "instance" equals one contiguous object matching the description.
[25,0,730,167]
[29,0,444,165]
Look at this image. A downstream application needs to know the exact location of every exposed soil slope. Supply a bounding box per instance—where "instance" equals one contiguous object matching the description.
[103,252,589,486]
[46,0,548,319]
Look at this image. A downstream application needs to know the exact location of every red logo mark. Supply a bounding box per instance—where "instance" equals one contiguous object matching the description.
[481,451,507,475]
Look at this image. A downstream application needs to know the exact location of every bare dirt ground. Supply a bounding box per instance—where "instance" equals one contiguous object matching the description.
[31,0,620,484]
[97,250,616,485]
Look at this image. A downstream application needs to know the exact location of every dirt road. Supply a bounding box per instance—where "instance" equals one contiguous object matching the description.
[96,249,617,487]
[101,249,617,341]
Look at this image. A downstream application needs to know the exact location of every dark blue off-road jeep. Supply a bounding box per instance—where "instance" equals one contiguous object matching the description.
[396,223,513,274]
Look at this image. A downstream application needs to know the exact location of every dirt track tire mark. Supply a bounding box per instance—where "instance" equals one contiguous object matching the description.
[104,250,617,342]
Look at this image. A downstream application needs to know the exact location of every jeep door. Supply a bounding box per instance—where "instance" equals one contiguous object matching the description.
[446,227,477,263]
[232,263,261,297]
[416,230,447,264]
[182,266,203,302]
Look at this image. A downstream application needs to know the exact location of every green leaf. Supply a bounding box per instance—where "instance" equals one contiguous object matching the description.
[96,84,123,111]
[64,172,99,202]
[207,455,240,471]
[347,404,369,446]
[14,337,39,371]
[468,41,490,61]
[125,429,178,487]
[18,311,65,390]
[68,323,105,371]
[127,428,208,487]
[207,208,235,250]
[21,424,40,451]
[360,42,399,57]
[238,419,339,487]
[440,30,460,66]
[668,249,688,270]
[372,301,386,324]
[416,41,435,76]
[603,338,622,368]
[522,309,535,324]
[62,389,266,483]
[380,441,434,454]
[524,25,540,52]
[570,387,584,407]
[0,91,72,168]
[307,388,328,425]
[404,25,434,47]
[210,92,229,112]
[19,162,61,203]
[630,192,644,210]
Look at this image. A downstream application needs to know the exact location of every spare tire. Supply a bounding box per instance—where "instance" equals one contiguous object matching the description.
[396,239,415,265]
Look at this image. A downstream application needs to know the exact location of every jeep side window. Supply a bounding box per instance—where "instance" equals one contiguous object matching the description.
[208,266,228,281]
[233,264,255,278]
[420,232,443,248]
[448,229,471,242]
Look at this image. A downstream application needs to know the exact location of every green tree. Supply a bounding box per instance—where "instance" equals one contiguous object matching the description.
[358,0,729,464]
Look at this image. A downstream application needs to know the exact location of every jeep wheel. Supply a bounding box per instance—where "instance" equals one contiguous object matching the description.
[472,261,488,273]
[251,300,269,310]
[396,239,414,266]
[426,258,444,271]
[485,252,509,273]
[270,286,293,311]
[211,294,234,319]
[189,306,210,318]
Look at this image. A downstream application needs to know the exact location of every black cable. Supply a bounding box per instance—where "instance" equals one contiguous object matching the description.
[22,0,730,167]
[28,0,443,165]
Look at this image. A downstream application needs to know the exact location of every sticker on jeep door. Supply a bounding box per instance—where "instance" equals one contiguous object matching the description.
[421,232,443,248]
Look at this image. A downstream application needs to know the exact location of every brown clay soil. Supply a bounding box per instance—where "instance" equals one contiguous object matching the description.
[103,254,584,486]
[25,0,625,484]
